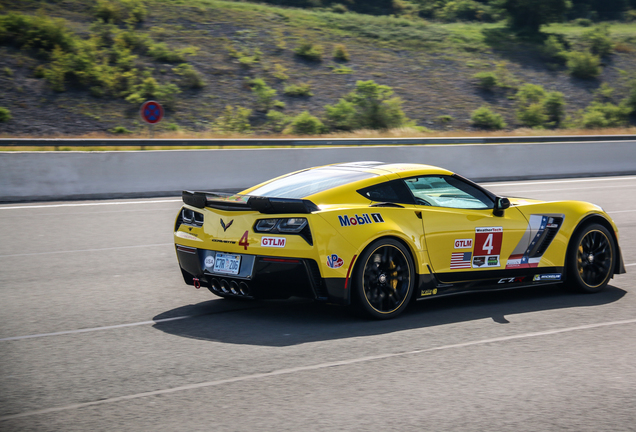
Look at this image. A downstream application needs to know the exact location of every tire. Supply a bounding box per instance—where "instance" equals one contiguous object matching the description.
[566,223,615,293]
[353,238,415,319]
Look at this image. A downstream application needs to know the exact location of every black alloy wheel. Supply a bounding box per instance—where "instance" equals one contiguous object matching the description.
[567,223,615,293]
[354,238,415,319]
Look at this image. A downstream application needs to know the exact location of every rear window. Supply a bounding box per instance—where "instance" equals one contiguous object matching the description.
[248,168,377,199]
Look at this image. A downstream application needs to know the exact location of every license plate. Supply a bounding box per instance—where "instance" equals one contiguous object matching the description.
[213,253,241,275]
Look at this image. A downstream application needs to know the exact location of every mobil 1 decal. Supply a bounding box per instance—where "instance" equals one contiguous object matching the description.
[472,226,503,268]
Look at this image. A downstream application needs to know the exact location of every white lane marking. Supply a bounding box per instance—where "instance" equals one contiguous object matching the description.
[0,316,193,342]
[625,263,636,267]
[485,176,636,187]
[2,317,635,421]
[0,199,181,210]
[0,243,173,258]
[607,210,636,214]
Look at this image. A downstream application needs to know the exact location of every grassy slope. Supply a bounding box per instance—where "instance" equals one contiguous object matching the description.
[0,0,635,137]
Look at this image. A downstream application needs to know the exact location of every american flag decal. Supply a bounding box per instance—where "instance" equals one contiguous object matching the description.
[450,252,472,269]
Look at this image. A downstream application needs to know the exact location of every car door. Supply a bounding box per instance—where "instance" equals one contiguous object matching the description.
[404,175,530,281]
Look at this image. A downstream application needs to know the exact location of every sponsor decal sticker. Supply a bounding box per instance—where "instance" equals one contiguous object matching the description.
[454,239,473,249]
[533,273,562,281]
[204,256,215,268]
[473,255,500,268]
[338,213,384,227]
[450,252,472,269]
[421,288,438,296]
[175,231,200,241]
[472,226,503,268]
[261,236,286,248]
[327,254,344,269]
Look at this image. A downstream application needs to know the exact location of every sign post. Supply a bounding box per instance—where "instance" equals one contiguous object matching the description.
[140,101,164,147]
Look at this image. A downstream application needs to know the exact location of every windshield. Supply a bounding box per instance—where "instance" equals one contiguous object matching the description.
[248,168,377,199]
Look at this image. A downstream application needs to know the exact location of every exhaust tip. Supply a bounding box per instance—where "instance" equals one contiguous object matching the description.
[230,280,239,295]
[219,279,230,294]
[209,278,220,292]
[239,282,250,296]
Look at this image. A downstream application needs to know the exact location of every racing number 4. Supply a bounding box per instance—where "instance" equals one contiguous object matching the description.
[482,233,493,255]
[239,231,250,250]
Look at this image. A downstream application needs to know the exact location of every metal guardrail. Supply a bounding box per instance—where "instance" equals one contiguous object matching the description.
[1,135,635,147]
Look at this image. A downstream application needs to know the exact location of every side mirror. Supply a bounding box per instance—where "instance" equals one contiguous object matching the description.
[494,197,510,217]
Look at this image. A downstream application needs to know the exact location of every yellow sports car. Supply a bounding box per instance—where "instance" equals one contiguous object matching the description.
[174,162,626,319]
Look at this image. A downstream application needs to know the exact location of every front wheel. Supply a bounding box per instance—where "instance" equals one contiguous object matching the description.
[566,223,615,293]
[353,238,415,319]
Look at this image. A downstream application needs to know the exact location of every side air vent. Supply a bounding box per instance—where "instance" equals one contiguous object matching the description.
[531,217,563,257]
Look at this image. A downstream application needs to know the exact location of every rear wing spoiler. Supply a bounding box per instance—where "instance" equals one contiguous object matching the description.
[182,191,319,214]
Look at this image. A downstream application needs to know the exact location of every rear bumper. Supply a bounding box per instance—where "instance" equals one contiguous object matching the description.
[176,244,350,305]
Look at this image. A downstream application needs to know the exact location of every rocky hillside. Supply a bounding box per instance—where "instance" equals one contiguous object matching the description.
[0,0,635,136]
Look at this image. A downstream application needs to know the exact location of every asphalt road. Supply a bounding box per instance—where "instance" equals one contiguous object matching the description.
[1,176,635,431]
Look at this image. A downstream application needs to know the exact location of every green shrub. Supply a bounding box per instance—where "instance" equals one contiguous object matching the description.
[572,18,593,27]
[594,83,614,101]
[94,0,147,24]
[283,83,313,97]
[580,102,630,128]
[324,99,356,131]
[111,125,132,134]
[582,24,614,57]
[436,0,483,22]
[333,44,350,61]
[625,79,636,112]
[0,106,11,122]
[294,41,323,61]
[0,13,76,54]
[544,91,566,126]
[147,42,184,63]
[330,64,353,74]
[518,103,548,128]
[471,106,506,129]
[248,78,279,111]
[542,35,568,64]
[473,71,498,90]
[286,111,325,135]
[567,51,601,79]
[331,4,348,14]
[173,63,205,88]
[212,105,252,133]
[514,84,566,128]
[125,77,181,108]
[266,110,292,132]
[272,63,289,80]
[324,80,413,131]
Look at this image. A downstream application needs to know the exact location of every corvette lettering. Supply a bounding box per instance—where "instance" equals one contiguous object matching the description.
[338,213,384,227]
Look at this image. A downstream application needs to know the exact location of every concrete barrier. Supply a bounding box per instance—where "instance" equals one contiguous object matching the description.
[1,141,635,202]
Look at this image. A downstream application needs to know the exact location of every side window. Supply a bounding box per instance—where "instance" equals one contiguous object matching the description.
[357,179,415,204]
[404,176,493,209]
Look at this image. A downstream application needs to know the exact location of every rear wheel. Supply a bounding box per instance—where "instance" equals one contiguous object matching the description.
[353,238,415,319]
[566,223,615,293]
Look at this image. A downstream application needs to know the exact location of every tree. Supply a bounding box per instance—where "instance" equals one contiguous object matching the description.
[502,0,571,35]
